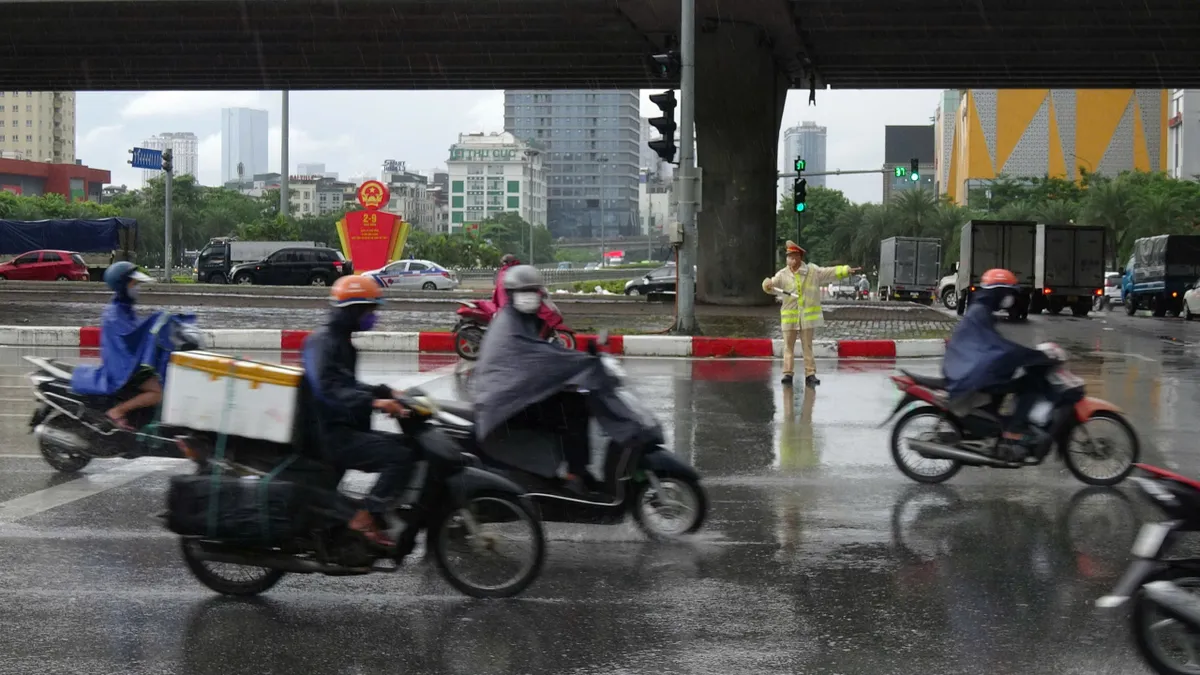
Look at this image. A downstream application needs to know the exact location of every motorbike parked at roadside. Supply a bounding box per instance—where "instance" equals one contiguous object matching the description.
[414,333,707,539]
[1098,464,1200,675]
[883,342,1139,486]
[166,391,546,599]
[25,313,204,473]
[452,297,576,360]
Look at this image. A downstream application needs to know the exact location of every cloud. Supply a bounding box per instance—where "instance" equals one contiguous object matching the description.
[197,133,221,186]
[121,91,268,119]
[83,124,123,145]
[266,126,355,174]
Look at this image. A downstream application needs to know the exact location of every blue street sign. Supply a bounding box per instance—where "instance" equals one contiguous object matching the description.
[129,147,163,170]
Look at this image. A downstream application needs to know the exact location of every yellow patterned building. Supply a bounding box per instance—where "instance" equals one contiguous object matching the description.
[936,89,1169,204]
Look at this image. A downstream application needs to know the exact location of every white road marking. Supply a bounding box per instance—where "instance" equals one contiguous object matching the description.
[0,457,185,523]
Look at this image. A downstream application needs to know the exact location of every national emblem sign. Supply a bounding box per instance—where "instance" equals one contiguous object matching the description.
[336,180,410,272]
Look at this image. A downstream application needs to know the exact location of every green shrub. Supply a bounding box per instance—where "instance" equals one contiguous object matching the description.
[569,279,628,294]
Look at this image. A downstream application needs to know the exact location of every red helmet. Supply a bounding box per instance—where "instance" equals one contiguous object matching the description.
[980,268,1018,288]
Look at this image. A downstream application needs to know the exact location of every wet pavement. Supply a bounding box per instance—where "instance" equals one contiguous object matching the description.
[0,310,1198,673]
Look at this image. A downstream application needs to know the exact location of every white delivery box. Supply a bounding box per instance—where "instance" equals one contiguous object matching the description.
[161,350,304,444]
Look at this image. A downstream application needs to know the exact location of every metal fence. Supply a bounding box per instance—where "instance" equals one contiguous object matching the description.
[450,267,646,284]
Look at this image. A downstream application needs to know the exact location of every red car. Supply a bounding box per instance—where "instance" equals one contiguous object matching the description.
[0,250,90,281]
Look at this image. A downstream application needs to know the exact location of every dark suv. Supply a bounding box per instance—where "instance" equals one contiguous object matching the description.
[229,247,351,286]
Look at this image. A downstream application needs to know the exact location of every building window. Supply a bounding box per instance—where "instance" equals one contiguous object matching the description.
[507,180,520,193]
[451,196,463,208]
[507,196,520,209]
[452,211,464,224]
[451,180,464,193]
[25,120,31,127]
[25,135,32,142]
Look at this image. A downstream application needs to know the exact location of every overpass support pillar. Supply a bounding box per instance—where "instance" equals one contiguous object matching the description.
[695,24,788,306]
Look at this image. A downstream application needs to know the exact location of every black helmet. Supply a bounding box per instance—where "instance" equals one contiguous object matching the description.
[502,264,544,291]
[501,254,520,267]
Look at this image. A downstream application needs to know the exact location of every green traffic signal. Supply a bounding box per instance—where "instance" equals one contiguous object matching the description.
[910,172,920,182]
[894,167,907,178]
[795,202,806,213]
[794,158,806,172]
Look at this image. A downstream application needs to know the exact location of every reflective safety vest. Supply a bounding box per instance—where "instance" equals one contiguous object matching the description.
[763,263,852,330]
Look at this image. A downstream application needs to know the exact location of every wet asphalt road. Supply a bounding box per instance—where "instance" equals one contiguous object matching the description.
[0,308,1197,674]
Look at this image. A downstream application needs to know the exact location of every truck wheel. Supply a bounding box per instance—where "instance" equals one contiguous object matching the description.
[1152,296,1167,318]
[942,286,956,310]
[1125,298,1137,316]
[1046,305,1062,316]
[206,273,227,284]
[956,293,966,316]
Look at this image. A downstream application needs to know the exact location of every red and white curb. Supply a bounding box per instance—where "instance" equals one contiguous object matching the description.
[0,326,946,359]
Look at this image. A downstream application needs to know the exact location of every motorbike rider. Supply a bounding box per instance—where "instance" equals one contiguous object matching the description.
[70,261,162,431]
[492,254,521,308]
[302,275,414,548]
[942,268,1051,459]
[473,264,599,494]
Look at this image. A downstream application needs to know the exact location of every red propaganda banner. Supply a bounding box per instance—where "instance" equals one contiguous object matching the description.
[335,180,410,272]
[0,184,22,196]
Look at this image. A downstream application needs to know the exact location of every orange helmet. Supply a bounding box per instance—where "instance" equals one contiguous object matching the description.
[330,275,384,307]
[980,268,1018,288]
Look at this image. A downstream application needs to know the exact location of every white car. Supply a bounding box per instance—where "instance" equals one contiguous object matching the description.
[1183,277,1200,320]
[363,259,460,290]
[1094,272,1123,311]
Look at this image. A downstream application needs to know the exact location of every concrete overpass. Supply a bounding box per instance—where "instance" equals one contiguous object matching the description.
[5,0,1200,304]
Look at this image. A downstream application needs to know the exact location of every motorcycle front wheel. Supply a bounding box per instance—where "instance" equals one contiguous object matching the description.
[632,474,707,539]
[454,325,485,361]
[431,492,545,599]
[1063,411,1139,486]
[1132,571,1200,675]
[551,330,576,351]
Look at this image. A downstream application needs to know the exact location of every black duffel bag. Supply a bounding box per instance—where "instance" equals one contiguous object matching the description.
[166,474,311,544]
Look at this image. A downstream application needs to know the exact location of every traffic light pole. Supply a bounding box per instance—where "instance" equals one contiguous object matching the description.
[777,168,888,179]
[163,163,173,283]
[672,0,699,335]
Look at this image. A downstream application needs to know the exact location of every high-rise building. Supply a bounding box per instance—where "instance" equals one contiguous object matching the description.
[0,91,76,164]
[782,121,827,188]
[940,89,1169,205]
[140,132,198,185]
[296,162,336,179]
[446,131,548,233]
[883,125,936,202]
[220,107,269,185]
[504,90,640,239]
[1167,90,1200,182]
[934,90,962,195]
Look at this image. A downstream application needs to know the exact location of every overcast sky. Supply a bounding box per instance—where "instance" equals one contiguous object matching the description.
[77,89,943,204]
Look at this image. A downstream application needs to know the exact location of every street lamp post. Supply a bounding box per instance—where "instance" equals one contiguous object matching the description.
[598,156,608,263]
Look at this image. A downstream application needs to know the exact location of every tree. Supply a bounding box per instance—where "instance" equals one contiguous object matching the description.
[478,212,553,264]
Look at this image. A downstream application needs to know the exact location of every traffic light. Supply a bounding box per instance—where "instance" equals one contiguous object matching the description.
[647,90,677,163]
[162,148,174,174]
[894,166,907,178]
[650,51,681,79]
[795,158,806,172]
[793,178,807,213]
[909,158,920,182]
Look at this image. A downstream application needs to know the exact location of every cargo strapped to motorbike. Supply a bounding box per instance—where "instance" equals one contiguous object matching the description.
[163,351,312,544]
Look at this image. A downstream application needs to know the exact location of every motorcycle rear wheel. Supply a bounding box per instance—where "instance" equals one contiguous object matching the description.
[431,492,545,599]
[454,325,485,361]
[180,538,287,597]
[37,416,91,473]
[890,406,964,484]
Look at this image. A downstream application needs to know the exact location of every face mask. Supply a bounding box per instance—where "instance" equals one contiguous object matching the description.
[127,284,142,300]
[512,292,542,314]
[999,294,1015,309]
[358,312,379,332]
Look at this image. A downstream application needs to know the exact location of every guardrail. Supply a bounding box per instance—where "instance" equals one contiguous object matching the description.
[450,267,640,284]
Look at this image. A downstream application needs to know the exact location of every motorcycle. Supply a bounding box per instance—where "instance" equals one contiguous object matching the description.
[167,392,546,599]
[452,297,577,360]
[883,342,1139,486]
[25,313,205,473]
[415,333,708,539]
[1097,464,1200,674]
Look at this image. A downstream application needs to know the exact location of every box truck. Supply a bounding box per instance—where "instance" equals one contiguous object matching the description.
[877,236,941,305]
[957,220,1037,320]
[1122,234,1200,317]
[1030,224,1106,317]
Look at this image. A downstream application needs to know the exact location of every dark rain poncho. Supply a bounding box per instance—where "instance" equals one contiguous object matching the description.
[471,306,655,448]
[942,288,1044,399]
